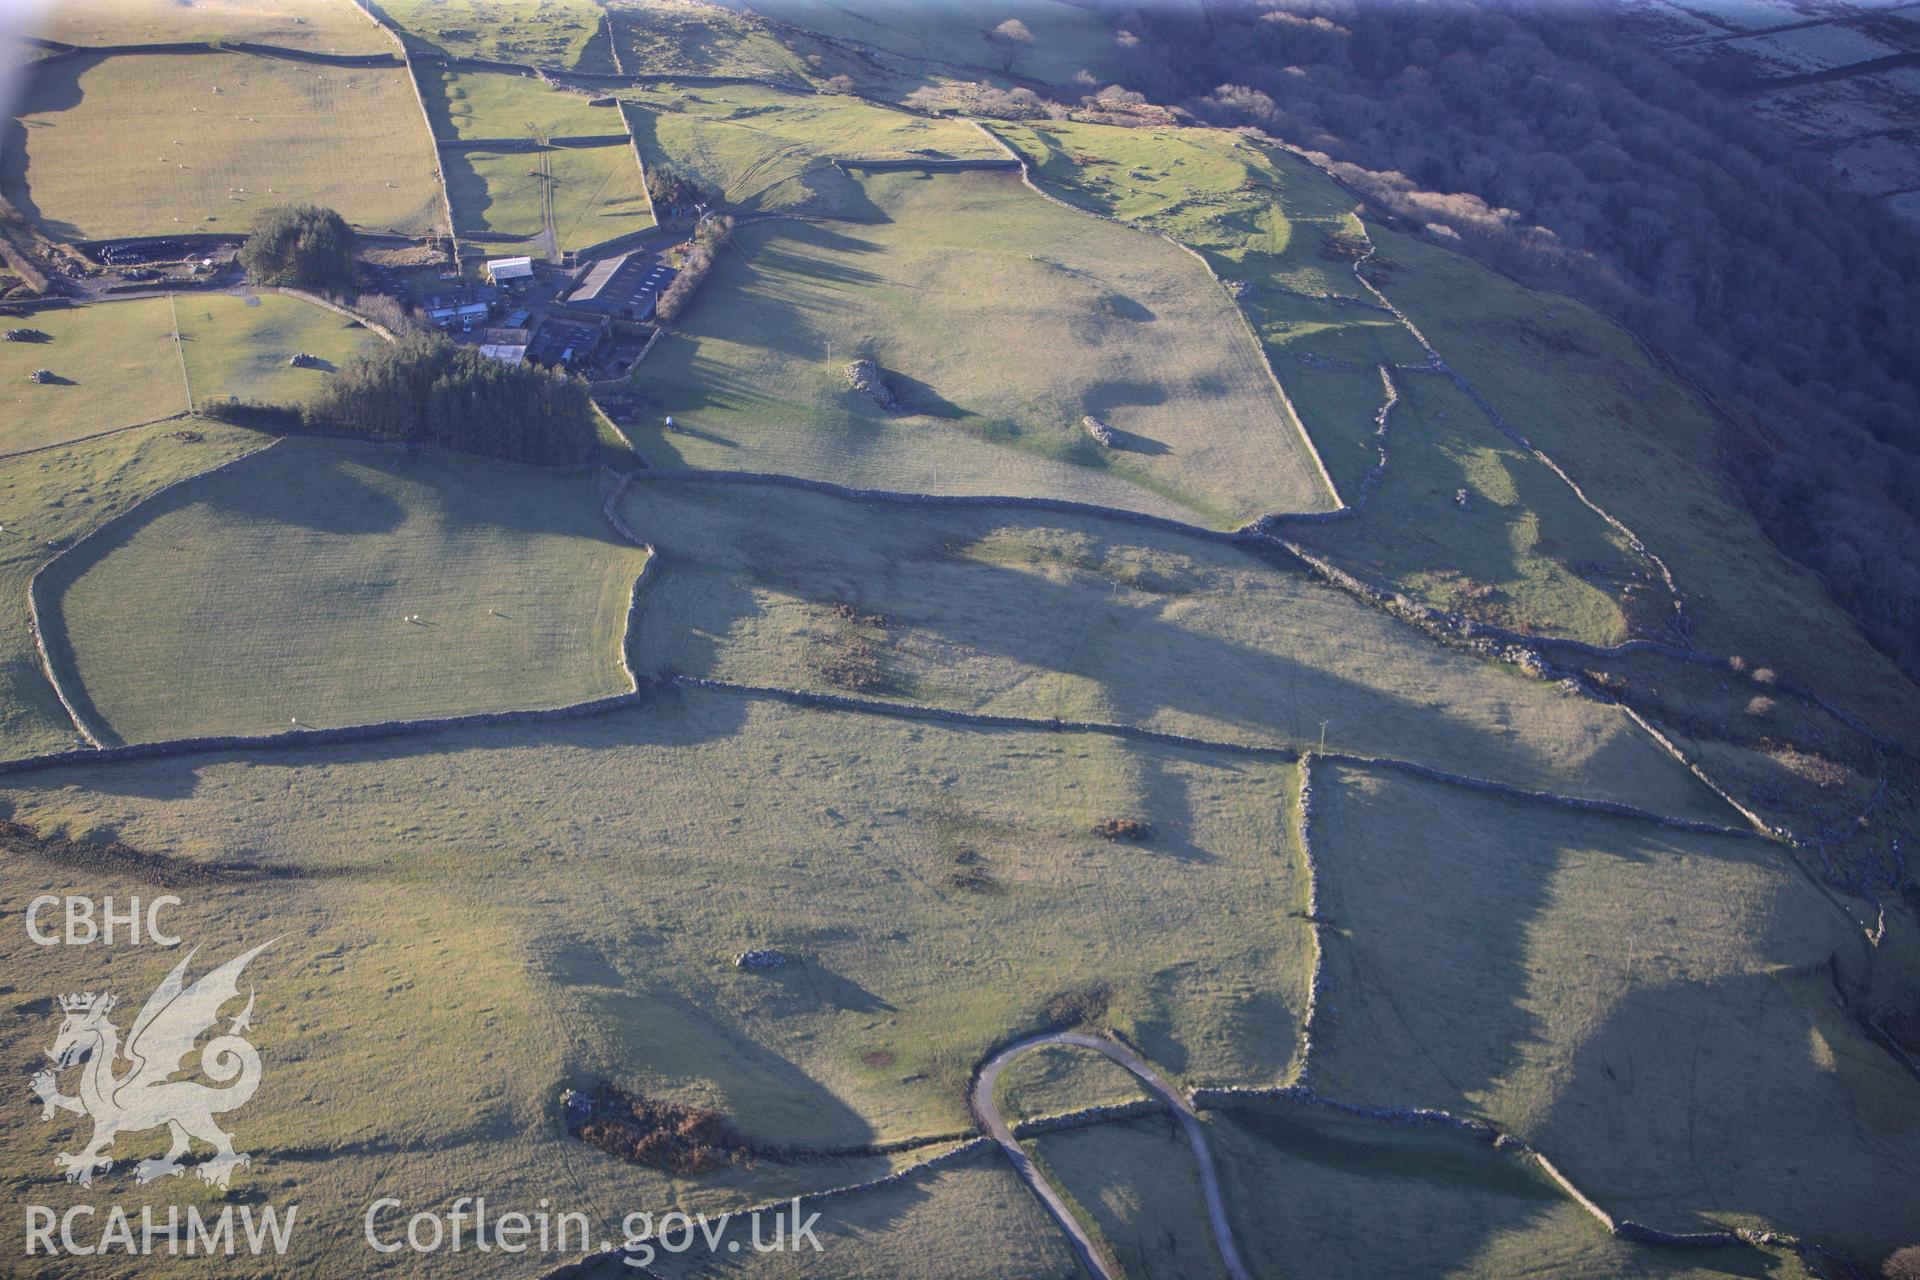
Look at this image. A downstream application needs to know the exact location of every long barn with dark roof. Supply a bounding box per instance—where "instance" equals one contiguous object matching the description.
[566,250,677,321]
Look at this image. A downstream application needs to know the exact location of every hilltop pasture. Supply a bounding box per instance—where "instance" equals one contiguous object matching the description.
[604,0,811,81]
[28,0,396,54]
[629,168,1337,526]
[375,0,615,70]
[993,121,1645,643]
[617,477,1729,822]
[0,297,188,453]
[39,438,648,744]
[1305,763,1920,1255]
[8,51,442,241]
[620,81,1005,219]
[0,692,1312,1275]
[734,0,1119,87]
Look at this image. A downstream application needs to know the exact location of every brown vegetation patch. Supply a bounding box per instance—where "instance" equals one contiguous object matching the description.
[572,1082,761,1175]
[1043,981,1113,1029]
[1092,817,1151,842]
[811,602,896,693]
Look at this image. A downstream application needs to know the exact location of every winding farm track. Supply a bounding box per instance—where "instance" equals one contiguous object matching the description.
[972,1032,1252,1280]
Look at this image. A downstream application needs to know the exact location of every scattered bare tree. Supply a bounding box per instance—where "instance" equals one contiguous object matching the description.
[987,17,1033,72]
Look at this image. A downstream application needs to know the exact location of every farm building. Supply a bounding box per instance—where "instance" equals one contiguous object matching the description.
[526,314,611,370]
[486,256,535,285]
[424,285,497,330]
[478,326,530,365]
[566,251,676,321]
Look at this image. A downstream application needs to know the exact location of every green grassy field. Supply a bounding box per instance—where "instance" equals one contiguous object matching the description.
[444,143,653,253]
[175,291,384,406]
[426,68,627,141]
[1203,1102,1817,1279]
[38,438,647,744]
[7,51,443,242]
[605,0,812,80]
[627,168,1337,526]
[1363,222,1920,733]
[993,1043,1149,1122]
[1289,370,1644,645]
[375,0,615,70]
[732,0,1119,87]
[993,121,1650,644]
[0,801,936,1280]
[617,478,1730,821]
[1305,762,1920,1256]
[997,118,1920,734]
[1028,1113,1224,1280]
[0,297,188,453]
[0,421,267,758]
[0,691,1311,1275]
[635,1149,1081,1279]
[28,0,395,53]
[621,81,1003,219]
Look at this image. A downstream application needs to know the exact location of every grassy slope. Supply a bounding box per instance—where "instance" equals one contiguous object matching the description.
[1290,368,1649,645]
[606,0,810,80]
[995,120,1640,645]
[636,1149,1081,1279]
[9,52,441,241]
[731,0,1118,88]
[1206,1103,1816,1279]
[174,292,383,406]
[1366,223,1920,730]
[0,421,266,758]
[426,67,626,141]
[621,81,1002,219]
[1307,762,1920,1256]
[0,296,188,452]
[0,693,1311,1276]
[627,169,1334,525]
[998,117,1920,733]
[1027,1114,1225,1280]
[618,478,1730,822]
[375,0,614,70]
[41,438,647,743]
[0,815,935,1280]
[993,1044,1149,1122]
[444,143,653,252]
[28,0,394,53]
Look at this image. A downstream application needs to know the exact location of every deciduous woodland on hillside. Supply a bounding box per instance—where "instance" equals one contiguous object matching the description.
[1100,0,1920,678]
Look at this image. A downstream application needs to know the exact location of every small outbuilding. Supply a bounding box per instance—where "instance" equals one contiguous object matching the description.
[486,256,535,285]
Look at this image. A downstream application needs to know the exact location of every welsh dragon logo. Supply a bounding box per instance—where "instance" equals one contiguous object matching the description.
[30,941,273,1189]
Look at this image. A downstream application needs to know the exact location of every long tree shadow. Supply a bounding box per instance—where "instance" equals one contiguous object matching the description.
[1,54,98,242]
[617,478,1716,812]
[1299,760,1907,1254]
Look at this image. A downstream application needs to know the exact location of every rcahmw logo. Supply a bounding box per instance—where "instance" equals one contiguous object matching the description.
[22,936,298,1259]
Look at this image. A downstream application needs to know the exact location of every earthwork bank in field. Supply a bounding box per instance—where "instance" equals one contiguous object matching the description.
[631,169,1337,525]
